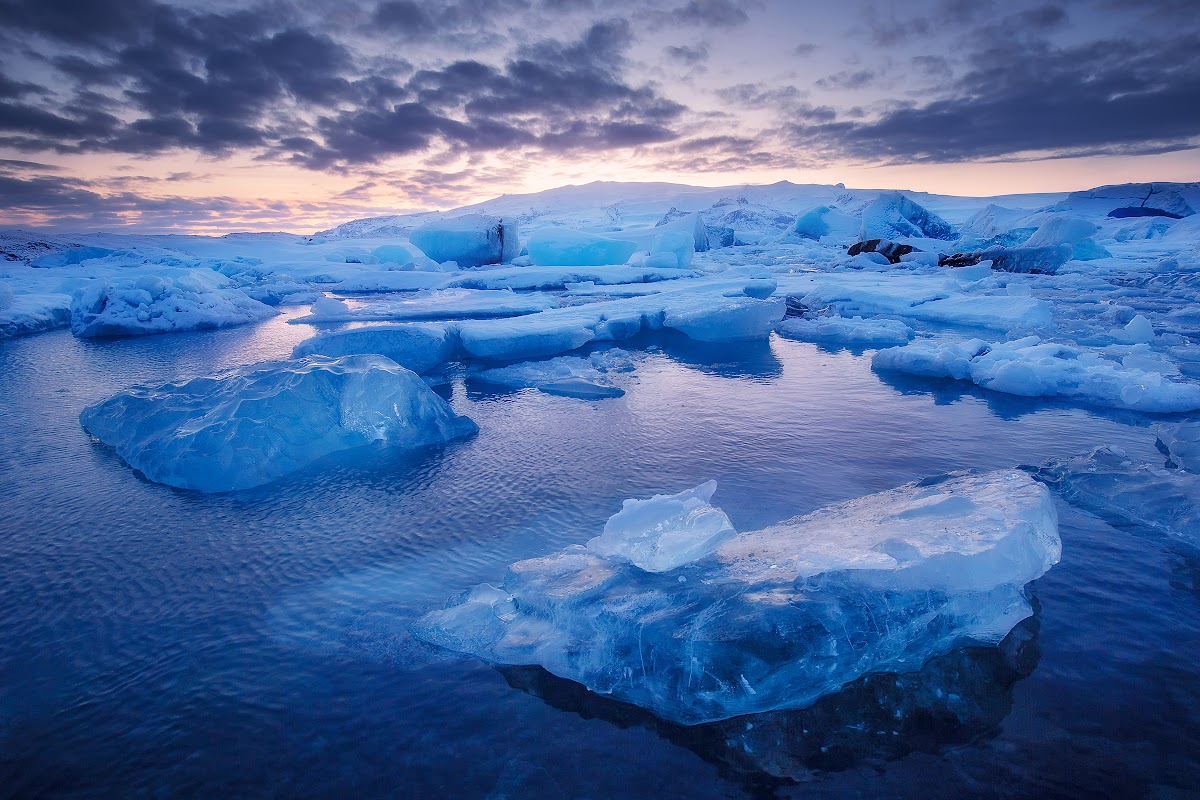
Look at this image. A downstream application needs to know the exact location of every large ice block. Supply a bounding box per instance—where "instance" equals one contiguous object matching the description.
[414,470,1060,724]
[81,354,477,492]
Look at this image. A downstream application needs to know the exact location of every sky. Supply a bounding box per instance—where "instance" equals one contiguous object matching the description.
[0,0,1197,233]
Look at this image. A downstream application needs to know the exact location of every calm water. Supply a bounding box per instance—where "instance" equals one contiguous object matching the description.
[1,311,1198,798]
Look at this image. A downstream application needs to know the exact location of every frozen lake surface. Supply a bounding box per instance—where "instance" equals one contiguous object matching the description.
[3,308,1198,798]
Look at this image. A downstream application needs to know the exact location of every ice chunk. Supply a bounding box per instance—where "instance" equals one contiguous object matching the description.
[1115,314,1155,344]
[70,270,276,338]
[980,244,1073,275]
[1037,447,1199,544]
[291,289,558,323]
[414,470,1060,724]
[449,265,694,292]
[1157,423,1200,473]
[662,293,785,342]
[0,283,11,310]
[778,315,913,347]
[527,228,638,267]
[654,211,710,252]
[370,243,422,266]
[409,214,518,268]
[0,291,72,338]
[80,354,477,492]
[292,323,455,374]
[649,230,696,269]
[474,349,637,399]
[860,192,956,241]
[586,481,736,572]
[873,336,1200,412]
[790,205,860,245]
[30,245,116,267]
[1023,216,1110,260]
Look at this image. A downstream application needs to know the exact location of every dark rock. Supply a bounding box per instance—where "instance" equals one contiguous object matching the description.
[847,238,914,264]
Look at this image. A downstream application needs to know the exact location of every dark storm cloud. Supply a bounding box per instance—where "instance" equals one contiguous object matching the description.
[815,70,876,91]
[0,0,685,168]
[664,43,710,65]
[791,34,1200,163]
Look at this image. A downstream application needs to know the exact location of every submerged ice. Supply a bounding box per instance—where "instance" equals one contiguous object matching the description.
[414,470,1060,724]
[80,354,477,492]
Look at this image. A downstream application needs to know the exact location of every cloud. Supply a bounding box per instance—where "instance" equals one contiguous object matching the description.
[790,34,1200,163]
[815,69,876,90]
[664,43,710,65]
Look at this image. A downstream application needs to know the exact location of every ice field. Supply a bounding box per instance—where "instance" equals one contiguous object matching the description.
[3,179,1200,796]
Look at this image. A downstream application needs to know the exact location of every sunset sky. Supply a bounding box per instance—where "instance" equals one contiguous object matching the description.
[0,0,1197,233]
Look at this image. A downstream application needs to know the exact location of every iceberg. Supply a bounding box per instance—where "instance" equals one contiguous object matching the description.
[778,315,913,347]
[474,348,637,399]
[291,289,559,323]
[527,228,638,267]
[790,205,860,245]
[414,470,1060,725]
[1023,216,1110,260]
[649,230,696,269]
[70,270,276,338]
[80,354,477,492]
[654,211,710,252]
[0,291,72,338]
[409,214,518,268]
[860,192,956,241]
[873,336,1200,413]
[291,323,455,374]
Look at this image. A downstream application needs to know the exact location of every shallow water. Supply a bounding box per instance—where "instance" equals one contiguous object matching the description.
[1,312,1198,798]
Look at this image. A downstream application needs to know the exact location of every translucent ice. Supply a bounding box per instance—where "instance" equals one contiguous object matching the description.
[1023,216,1110,260]
[1037,447,1199,544]
[527,228,638,267]
[414,470,1060,724]
[586,481,736,572]
[475,348,637,399]
[81,354,477,492]
[292,289,558,323]
[1157,423,1200,473]
[790,205,860,245]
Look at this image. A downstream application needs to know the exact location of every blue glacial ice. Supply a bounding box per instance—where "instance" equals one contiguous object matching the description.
[1036,446,1199,545]
[70,270,277,338]
[290,289,559,323]
[859,192,956,241]
[789,205,861,246]
[527,228,639,267]
[413,470,1060,724]
[409,214,519,268]
[292,324,455,374]
[1157,422,1200,473]
[0,288,72,338]
[80,354,477,492]
[872,336,1200,413]
[474,348,638,399]
[648,230,696,269]
[777,314,913,347]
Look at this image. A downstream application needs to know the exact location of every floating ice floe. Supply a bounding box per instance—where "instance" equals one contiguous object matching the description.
[474,348,638,399]
[449,264,696,291]
[873,336,1200,413]
[70,270,277,338]
[292,281,785,368]
[0,290,72,338]
[778,272,1053,332]
[290,289,559,324]
[81,354,477,492]
[777,314,913,347]
[527,228,639,267]
[414,470,1060,724]
[292,324,455,374]
[409,214,518,268]
[1036,446,1199,545]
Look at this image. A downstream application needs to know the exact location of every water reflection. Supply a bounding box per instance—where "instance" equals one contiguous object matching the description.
[500,615,1041,794]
